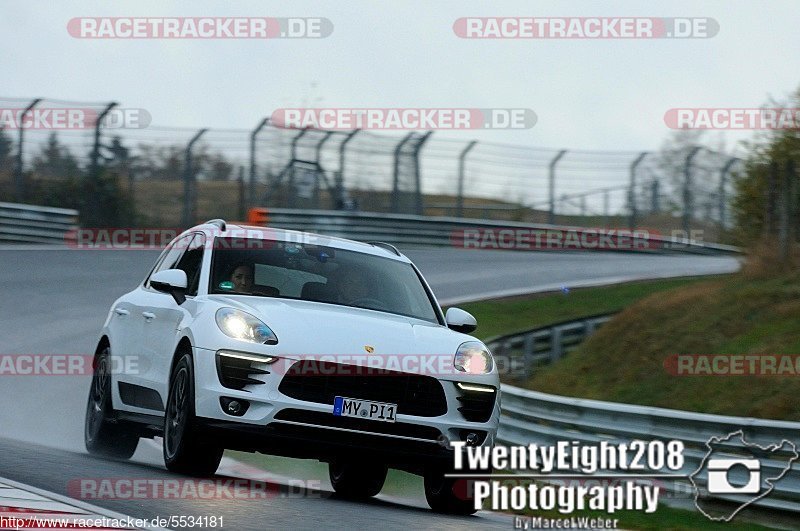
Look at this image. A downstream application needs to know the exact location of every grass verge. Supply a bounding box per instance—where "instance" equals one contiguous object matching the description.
[459,276,720,341]
[522,270,800,420]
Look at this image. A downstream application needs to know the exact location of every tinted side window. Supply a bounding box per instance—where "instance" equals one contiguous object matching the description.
[174,234,206,296]
[145,234,193,288]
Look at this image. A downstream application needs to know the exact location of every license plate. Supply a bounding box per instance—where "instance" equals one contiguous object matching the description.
[333,396,397,423]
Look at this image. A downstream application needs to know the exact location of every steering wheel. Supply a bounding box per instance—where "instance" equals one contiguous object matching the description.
[348,297,388,310]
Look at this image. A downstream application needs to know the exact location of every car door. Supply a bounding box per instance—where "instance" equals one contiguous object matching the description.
[115,234,193,414]
[106,294,139,383]
[139,233,206,410]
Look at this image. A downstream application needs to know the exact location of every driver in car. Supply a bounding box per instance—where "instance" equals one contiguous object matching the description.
[229,262,255,293]
[333,267,371,305]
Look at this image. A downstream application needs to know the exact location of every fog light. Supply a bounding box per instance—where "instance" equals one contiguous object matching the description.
[220,397,249,417]
[217,350,277,363]
[455,382,496,393]
[458,429,487,446]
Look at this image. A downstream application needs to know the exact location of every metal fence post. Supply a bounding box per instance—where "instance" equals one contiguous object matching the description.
[89,102,117,182]
[86,102,117,225]
[391,133,415,213]
[237,165,246,220]
[266,127,307,206]
[336,128,360,209]
[456,140,478,218]
[550,326,563,363]
[412,131,432,215]
[629,152,648,230]
[289,128,307,163]
[13,98,41,202]
[683,147,702,235]
[313,131,334,208]
[182,128,207,227]
[286,128,309,208]
[548,150,567,224]
[249,118,269,208]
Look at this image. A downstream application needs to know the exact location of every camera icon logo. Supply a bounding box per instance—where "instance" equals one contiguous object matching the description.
[691,430,799,522]
[706,458,760,494]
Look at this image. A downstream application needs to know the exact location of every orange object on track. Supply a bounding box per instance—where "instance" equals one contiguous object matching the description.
[247,207,269,225]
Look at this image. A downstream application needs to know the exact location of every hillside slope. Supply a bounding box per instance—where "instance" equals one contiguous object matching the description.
[527,271,800,420]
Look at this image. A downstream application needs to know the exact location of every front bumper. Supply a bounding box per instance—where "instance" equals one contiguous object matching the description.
[193,347,500,467]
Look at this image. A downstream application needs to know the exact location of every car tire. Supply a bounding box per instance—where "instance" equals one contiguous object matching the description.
[84,345,140,459]
[424,466,481,515]
[163,353,223,477]
[328,460,388,499]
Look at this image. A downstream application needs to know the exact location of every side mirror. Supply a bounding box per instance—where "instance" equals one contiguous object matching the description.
[150,269,188,305]
[445,307,477,334]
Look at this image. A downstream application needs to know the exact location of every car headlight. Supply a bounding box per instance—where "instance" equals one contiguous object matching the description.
[454,341,494,374]
[215,308,278,345]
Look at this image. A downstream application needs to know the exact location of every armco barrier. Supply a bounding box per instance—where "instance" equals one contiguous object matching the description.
[489,312,800,512]
[497,384,800,513]
[0,202,79,244]
[0,203,740,253]
[249,208,740,254]
[486,313,615,378]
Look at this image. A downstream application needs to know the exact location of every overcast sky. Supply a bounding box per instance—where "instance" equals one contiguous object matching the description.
[2,0,799,154]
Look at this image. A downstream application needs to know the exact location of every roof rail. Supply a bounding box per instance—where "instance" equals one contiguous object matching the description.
[368,241,401,256]
[204,219,227,231]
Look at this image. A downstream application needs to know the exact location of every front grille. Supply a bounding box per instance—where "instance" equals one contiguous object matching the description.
[278,360,447,417]
[457,389,497,422]
[216,353,269,391]
[274,408,442,440]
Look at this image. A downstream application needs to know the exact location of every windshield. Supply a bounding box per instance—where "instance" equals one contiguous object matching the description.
[209,237,440,324]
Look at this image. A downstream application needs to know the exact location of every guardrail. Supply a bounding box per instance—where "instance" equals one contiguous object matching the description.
[253,208,740,254]
[0,202,79,244]
[497,384,800,513]
[486,313,615,378]
[485,311,800,512]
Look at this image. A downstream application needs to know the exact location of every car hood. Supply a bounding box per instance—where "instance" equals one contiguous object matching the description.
[209,295,472,372]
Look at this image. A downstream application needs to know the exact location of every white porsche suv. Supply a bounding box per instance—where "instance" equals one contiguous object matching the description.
[84,219,499,514]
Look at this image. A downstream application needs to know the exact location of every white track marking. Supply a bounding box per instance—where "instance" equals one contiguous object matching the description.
[0,476,168,530]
